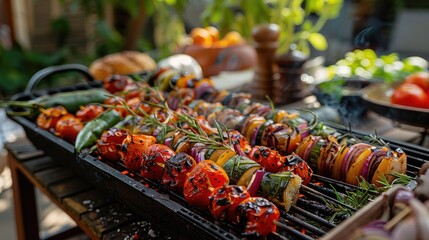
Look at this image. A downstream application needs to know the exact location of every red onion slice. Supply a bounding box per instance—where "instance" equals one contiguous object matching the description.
[247,169,266,196]
[303,136,321,161]
[164,137,173,148]
[360,147,387,180]
[190,143,207,163]
[250,123,262,146]
[340,143,371,181]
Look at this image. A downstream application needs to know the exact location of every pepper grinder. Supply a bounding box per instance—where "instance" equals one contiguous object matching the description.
[251,24,280,100]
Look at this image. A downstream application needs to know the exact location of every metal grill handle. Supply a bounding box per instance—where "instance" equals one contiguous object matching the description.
[24,64,94,95]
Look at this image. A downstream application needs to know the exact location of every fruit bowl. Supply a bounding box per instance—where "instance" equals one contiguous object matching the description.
[178,43,257,77]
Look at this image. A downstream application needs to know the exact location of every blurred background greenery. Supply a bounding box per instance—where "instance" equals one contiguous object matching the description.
[1,0,429,97]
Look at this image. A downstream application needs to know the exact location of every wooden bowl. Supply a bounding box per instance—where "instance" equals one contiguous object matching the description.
[178,43,257,77]
[362,83,429,128]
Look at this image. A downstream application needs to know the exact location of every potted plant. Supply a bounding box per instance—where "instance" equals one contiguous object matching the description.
[201,0,344,104]
[201,0,344,56]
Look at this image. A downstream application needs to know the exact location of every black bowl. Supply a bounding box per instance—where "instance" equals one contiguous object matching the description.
[312,78,377,122]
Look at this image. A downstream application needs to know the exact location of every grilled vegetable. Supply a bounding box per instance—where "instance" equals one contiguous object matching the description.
[75,109,123,152]
[140,144,176,180]
[183,160,229,208]
[36,106,69,130]
[236,197,280,237]
[208,185,250,222]
[96,128,128,161]
[54,114,83,143]
[162,152,197,191]
[371,148,407,187]
[103,74,134,94]
[120,133,157,171]
[296,135,407,186]
[76,104,104,122]
[3,88,109,117]
[259,171,302,211]
[222,155,261,186]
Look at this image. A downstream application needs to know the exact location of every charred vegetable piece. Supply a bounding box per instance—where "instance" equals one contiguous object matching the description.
[208,185,250,223]
[96,128,128,161]
[141,144,176,180]
[371,148,407,187]
[279,154,313,185]
[259,171,302,211]
[183,160,229,208]
[54,114,84,143]
[75,109,123,152]
[103,74,134,94]
[247,146,283,173]
[222,155,261,186]
[120,134,157,171]
[236,197,280,237]
[36,106,69,130]
[76,104,104,122]
[162,152,197,191]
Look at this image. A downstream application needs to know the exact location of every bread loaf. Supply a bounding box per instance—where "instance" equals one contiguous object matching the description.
[89,51,157,80]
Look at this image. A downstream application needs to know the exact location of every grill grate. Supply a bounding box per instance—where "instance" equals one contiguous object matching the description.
[9,81,428,240]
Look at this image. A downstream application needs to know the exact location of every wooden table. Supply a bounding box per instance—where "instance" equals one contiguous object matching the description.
[6,138,173,240]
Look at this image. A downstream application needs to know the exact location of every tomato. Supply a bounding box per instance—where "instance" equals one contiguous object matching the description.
[55,115,84,143]
[404,72,429,91]
[208,185,250,223]
[36,106,69,130]
[193,115,217,135]
[126,97,152,116]
[120,134,157,171]
[97,128,128,161]
[228,130,251,153]
[391,83,429,109]
[76,104,104,122]
[236,197,280,237]
[103,97,128,118]
[183,160,229,208]
[279,154,313,185]
[247,146,283,173]
[162,152,197,191]
[140,144,176,180]
[103,74,134,94]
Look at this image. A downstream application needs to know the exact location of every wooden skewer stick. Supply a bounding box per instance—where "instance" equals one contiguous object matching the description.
[384,206,412,231]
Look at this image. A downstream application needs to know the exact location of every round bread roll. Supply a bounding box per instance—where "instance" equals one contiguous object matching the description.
[89,51,157,80]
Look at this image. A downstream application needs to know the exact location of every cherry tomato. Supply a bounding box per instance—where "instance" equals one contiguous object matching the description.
[140,144,176,180]
[76,104,104,122]
[126,97,152,116]
[279,154,313,185]
[103,75,134,94]
[36,106,69,130]
[55,114,83,143]
[236,197,280,237]
[120,134,157,171]
[404,72,429,91]
[97,128,128,161]
[162,152,197,191]
[391,83,429,109]
[247,146,283,173]
[208,185,250,223]
[183,160,229,208]
[103,97,128,118]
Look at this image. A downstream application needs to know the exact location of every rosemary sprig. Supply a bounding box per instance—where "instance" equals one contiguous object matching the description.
[136,93,233,151]
[325,173,415,222]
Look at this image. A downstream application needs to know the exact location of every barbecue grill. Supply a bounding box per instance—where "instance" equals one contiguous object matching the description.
[7,64,427,240]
